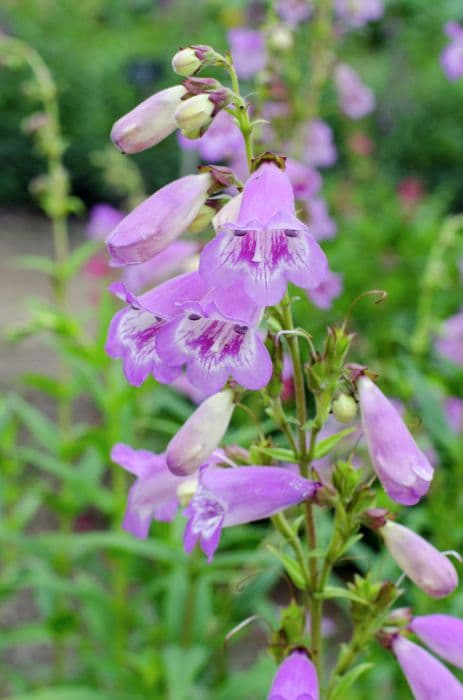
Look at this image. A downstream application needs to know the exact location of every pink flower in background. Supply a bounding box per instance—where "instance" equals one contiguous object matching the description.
[307,197,337,241]
[267,649,319,699]
[334,64,375,119]
[397,177,424,214]
[335,0,384,28]
[441,22,463,81]
[308,270,343,309]
[444,397,463,433]
[177,110,245,163]
[122,241,199,293]
[276,0,314,25]
[303,119,338,168]
[228,28,267,80]
[86,204,125,240]
[392,636,463,699]
[286,158,322,204]
[434,309,463,367]
[348,131,374,156]
[200,162,328,307]
[111,443,193,538]
[183,465,320,561]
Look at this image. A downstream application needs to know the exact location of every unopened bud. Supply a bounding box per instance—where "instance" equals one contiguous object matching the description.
[175,93,215,138]
[176,478,198,507]
[172,48,203,77]
[269,26,294,51]
[332,393,357,423]
[166,389,235,476]
[111,84,186,154]
[188,203,217,233]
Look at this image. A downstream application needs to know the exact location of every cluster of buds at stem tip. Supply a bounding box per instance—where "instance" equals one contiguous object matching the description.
[175,78,232,139]
[172,44,224,77]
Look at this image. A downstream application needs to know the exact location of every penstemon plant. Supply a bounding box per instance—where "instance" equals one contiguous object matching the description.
[103,29,463,700]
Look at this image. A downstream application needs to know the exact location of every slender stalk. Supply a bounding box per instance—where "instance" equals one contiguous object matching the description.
[272,512,311,591]
[226,61,255,169]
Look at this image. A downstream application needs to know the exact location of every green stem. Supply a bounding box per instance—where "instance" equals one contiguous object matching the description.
[411,214,463,356]
[272,512,311,591]
[226,61,254,169]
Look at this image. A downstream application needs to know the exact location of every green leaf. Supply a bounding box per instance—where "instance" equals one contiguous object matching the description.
[266,544,306,589]
[330,662,374,699]
[162,645,208,700]
[315,586,368,605]
[10,396,59,452]
[313,427,356,459]
[62,239,101,279]
[255,446,298,462]
[12,255,56,275]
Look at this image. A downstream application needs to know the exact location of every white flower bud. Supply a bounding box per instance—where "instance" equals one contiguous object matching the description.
[174,94,215,139]
[187,203,216,233]
[332,394,357,423]
[172,48,203,77]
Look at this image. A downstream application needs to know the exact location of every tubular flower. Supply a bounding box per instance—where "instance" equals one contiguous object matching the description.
[306,198,337,241]
[335,0,384,28]
[155,283,273,396]
[166,389,235,476]
[434,309,463,366]
[106,172,213,265]
[122,241,199,294]
[302,119,337,168]
[105,272,209,387]
[199,162,328,307]
[334,64,375,119]
[111,443,195,538]
[110,85,186,154]
[410,615,463,669]
[228,28,267,80]
[441,22,463,81]
[276,0,314,25]
[392,636,463,700]
[268,649,319,700]
[86,204,125,240]
[308,270,343,310]
[183,465,320,561]
[358,376,434,505]
[381,521,458,598]
[285,159,322,205]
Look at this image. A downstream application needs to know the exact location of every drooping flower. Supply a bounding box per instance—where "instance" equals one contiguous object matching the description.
[381,521,458,598]
[267,649,319,700]
[392,635,463,700]
[276,0,314,25]
[110,85,186,154]
[155,282,273,395]
[302,119,337,169]
[286,159,322,204]
[105,272,209,387]
[199,162,328,307]
[166,389,235,476]
[410,615,463,670]
[178,110,245,163]
[335,0,384,28]
[334,64,375,120]
[358,376,434,505]
[228,28,267,80]
[308,270,343,310]
[106,173,212,264]
[183,465,320,561]
[441,22,463,81]
[86,204,125,240]
[307,198,337,241]
[122,241,199,294]
[111,443,194,538]
[434,309,463,367]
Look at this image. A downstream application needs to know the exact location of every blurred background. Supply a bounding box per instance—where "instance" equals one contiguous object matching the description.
[1,1,463,699]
